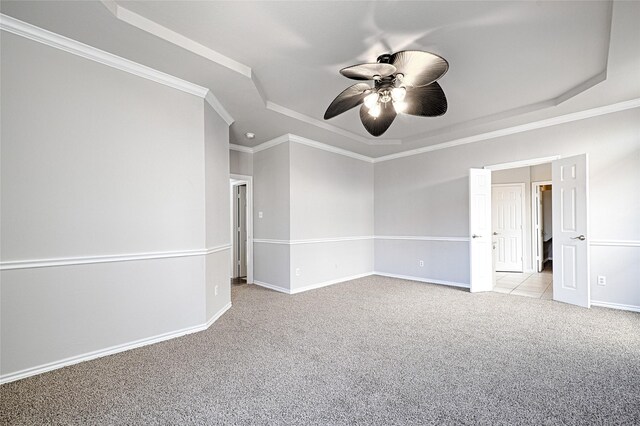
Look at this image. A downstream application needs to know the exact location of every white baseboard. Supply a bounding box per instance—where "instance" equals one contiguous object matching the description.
[373,271,470,289]
[0,302,232,385]
[290,272,374,294]
[253,280,291,294]
[591,300,640,313]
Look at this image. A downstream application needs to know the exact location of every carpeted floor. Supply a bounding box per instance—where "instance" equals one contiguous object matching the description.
[1,276,639,425]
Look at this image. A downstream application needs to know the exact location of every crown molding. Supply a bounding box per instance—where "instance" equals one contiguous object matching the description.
[205,91,234,126]
[229,97,639,164]
[372,98,640,163]
[0,14,209,98]
[101,1,251,78]
[229,144,254,154]
[252,134,291,154]
[288,134,374,163]
[233,134,374,163]
[265,102,401,146]
[0,13,235,126]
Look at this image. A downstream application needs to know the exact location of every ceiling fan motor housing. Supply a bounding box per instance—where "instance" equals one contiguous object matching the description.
[377,53,392,63]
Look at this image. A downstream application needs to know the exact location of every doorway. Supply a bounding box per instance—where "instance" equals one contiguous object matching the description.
[469,154,590,308]
[230,174,253,286]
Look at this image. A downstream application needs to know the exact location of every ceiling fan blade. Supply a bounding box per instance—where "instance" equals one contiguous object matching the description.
[340,63,397,80]
[403,82,448,117]
[390,50,449,87]
[359,102,396,136]
[324,83,372,120]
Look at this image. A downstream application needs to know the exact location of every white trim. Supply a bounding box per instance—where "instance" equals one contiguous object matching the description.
[0,13,209,98]
[485,156,560,171]
[591,301,640,313]
[229,144,254,154]
[265,102,401,146]
[230,95,640,164]
[290,272,375,294]
[205,91,234,126]
[101,2,252,78]
[204,245,233,255]
[204,302,233,329]
[373,99,640,163]
[235,133,376,163]
[0,302,232,385]
[0,245,231,270]
[375,235,470,242]
[252,134,290,154]
[253,239,291,245]
[288,134,375,163]
[253,280,291,294]
[590,240,640,247]
[254,236,374,245]
[374,271,470,289]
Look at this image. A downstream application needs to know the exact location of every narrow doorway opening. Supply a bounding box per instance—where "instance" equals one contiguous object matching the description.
[229,174,253,290]
[232,183,247,285]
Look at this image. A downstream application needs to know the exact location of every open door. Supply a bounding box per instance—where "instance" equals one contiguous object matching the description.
[469,168,493,292]
[552,154,590,307]
[534,184,544,273]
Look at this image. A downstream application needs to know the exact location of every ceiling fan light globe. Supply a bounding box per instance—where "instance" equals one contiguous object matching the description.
[391,87,406,102]
[393,101,407,113]
[364,93,379,109]
[368,104,381,118]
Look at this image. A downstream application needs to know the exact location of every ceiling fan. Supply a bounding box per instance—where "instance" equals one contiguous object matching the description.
[324,50,449,137]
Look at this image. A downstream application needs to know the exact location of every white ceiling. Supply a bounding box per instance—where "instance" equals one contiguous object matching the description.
[2,1,639,157]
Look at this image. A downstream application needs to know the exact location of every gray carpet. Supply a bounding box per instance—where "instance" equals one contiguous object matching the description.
[1,276,639,425]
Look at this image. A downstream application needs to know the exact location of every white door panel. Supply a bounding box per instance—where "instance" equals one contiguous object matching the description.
[492,185,524,272]
[469,169,493,292]
[552,154,589,308]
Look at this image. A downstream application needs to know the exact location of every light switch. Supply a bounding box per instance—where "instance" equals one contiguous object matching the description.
[258,211,263,219]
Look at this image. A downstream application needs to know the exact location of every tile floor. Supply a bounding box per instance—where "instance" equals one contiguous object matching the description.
[492,268,553,299]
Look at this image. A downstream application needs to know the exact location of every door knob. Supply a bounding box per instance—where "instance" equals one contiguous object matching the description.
[571,235,586,241]
[472,234,482,238]
[493,232,499,235]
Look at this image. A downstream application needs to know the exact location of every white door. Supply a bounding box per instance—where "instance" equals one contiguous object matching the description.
[469,168,493,292]
[534,185,544,272]
[552,154,590,308]
[492,185,524,272]
[238,185,247,277]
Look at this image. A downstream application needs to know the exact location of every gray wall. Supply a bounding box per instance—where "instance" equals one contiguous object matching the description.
[230,150,253,176]
[289,143,374,291]
[1,33,230,379]
[204,103,232,320]
[374,108,640,307]
[253,142,290,289]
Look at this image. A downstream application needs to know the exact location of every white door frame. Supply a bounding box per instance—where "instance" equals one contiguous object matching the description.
[532,180,552,273]
[492,183,526,272]
[230,174,253,284]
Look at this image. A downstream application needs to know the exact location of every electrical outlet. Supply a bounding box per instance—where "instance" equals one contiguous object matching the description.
[214,285,218,296]
[419,260,424,267]
[295,268,301,276]
[597,276,606,286]
[258,211,263,219]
